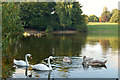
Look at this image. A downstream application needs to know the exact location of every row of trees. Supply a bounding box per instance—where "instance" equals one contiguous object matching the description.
[20,2,87,32]
[86,7,119,23]
[101,7,119,23]
[2,2,88,35]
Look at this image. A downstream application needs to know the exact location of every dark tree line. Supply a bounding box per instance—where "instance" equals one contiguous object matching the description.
[20,2,87,32]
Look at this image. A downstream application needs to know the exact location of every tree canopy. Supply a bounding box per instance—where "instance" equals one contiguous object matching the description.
[88,15,99,22]
[110,10,120,23]
[101,6,111,22]
[20,2,87,31]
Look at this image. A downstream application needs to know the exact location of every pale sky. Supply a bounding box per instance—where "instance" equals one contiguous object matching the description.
[77,0,119,17]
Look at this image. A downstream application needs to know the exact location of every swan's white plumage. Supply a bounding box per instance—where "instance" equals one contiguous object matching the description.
[31,56,53,71]
[13,54,32,67]
[14,59,28,66]
[31,64,50,70]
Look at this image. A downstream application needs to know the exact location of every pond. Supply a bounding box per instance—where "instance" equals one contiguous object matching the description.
[2,32,118,78]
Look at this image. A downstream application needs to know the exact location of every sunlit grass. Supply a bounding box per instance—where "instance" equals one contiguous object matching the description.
[87,22,118,32]
[87,22,118,25]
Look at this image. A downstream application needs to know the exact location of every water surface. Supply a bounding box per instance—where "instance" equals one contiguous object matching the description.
[2,32,118,78]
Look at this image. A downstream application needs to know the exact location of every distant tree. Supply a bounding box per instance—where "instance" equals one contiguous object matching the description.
[83,14,89,23]
[88,15,99,22]
[110,10,120,23]
[110,9,117,17]
[101,7,111,22]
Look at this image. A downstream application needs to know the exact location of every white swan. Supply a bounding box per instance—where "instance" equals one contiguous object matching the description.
[13,54,32,67]
[31,56,53,70]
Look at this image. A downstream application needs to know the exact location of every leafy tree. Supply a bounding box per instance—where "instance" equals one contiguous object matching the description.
[55,2,73,29]
[110,10,120,23]
[2,2,24,78]
[110,9,117,17]
[2,2,23,35]
[21,2,87,31]
[55,2,87,30]
[88,15,99,22]
[20,2,56,31]
[101,7,111,22]
[83,14,89,23]
[71,2,85,26]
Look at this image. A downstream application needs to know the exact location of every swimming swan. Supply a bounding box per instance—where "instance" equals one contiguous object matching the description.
[13,54,32,67]
[31,56,53,70]
[88,60,107,66]
[63,56,72,64]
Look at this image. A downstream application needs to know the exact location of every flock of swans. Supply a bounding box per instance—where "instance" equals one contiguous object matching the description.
[13,54,107,71]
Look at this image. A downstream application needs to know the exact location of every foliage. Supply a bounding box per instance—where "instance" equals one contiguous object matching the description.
[71,2,86,27]
[101,7,111,22]
[2,2,24,78]
[110,9,117,17]
[76,23,88,31]
[2,2,23,36]
[45,25,54,32]
[21,2,87,31]
[110,10,120,23]
[20,2,56,31]
[83,15,89,23]
[88,15,99,22]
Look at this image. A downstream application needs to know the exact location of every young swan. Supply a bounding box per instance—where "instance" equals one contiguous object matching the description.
[88,60,107,66]
[82,56,93,65]
[63,56,72,64]
[82,56,107,66]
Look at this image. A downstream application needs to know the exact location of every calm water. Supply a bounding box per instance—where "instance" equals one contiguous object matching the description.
[2,32,118,78]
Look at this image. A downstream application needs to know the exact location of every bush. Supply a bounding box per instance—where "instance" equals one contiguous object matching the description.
[45,25,54,32]
[76,23,88,31]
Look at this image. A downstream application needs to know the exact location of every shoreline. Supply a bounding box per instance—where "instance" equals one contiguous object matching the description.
[24,28,117,34]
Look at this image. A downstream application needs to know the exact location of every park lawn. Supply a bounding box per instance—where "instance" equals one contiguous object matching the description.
[87,22,118,32]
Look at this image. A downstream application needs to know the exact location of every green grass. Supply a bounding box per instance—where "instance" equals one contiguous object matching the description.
[87,22,118,32]
[87,22,117,25]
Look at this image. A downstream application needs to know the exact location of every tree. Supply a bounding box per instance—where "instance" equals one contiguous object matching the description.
[88,15,99,22]
[2,2,23,35]
[21,2,87,31]
[20,2,56,31]
[101,7,111,22]
[110,9,117,17]
[55,2,87,31]
[110,10,120,23]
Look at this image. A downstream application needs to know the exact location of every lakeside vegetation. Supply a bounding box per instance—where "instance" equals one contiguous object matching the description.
[1,2,119,79]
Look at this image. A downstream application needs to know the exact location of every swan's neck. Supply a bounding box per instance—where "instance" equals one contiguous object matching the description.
[25,55,29,66]
[48,58,52,70]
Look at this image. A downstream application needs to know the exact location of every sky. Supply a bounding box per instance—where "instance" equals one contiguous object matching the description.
[77,0,119,17]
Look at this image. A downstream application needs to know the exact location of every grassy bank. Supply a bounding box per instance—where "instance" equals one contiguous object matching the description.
[87,22,118,32]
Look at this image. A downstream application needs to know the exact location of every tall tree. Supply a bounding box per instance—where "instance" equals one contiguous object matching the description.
[101,7,111,22]
[2,2,23,35]
[110,10,120,23]
[110,9,117,17]
[20,2,56,30]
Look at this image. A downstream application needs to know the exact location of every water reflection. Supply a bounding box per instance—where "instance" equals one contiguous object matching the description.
[25,67,32,78]
[2,32,118,78]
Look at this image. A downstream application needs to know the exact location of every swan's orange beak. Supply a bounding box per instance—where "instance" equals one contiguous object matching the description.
[30,56,32,59]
